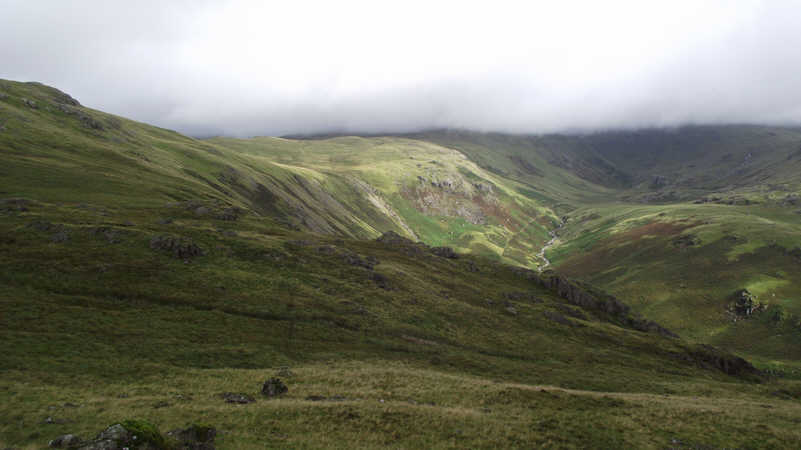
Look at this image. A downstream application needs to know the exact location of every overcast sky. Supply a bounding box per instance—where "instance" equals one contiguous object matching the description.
[3,0,801,137]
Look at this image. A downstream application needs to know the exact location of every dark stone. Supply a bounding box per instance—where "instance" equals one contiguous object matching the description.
[72,421,165,450]
[369,271,391,290]
[686,344,760,377]
[376,230,414,246]
[554,304,588,321]
[166,425,216,450]
[650,175,669,189]
[28,220,57,232]
[541,275,630,317]
[731,289,763,316]
[215,207,242,221]
[194,206,210,216]
[158,218,174,225]
[671,234,700,248]
[221,392,255,404]
[1,198,31,212]
[543,311,574,327]
[49,434,83,448]
[89,227,122,244]
[51,231,70,243]
[343,252,378,270]
[149,235,205,259]
[431,246,458,259]
[261,378,288,397]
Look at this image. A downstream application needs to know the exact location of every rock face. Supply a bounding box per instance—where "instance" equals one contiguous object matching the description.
[650,175,669,189]
[149,235,205,259]
[537,273,678,338]
[685,345,760,377]
[262,378,288,397]
[541,274,630,317]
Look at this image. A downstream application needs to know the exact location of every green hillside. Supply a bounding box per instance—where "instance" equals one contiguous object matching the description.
[3,80,801,448]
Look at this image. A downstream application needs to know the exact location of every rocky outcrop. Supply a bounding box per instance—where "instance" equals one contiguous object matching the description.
[684,345,760,377]
[530,272,678,338]
[730,289,764,317]
[541,274,630,317]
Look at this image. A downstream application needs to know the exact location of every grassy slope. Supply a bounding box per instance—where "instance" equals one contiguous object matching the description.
[3,81,801,448]
[2,195,798,449]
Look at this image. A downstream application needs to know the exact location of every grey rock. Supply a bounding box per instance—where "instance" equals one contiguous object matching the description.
[261,378,288,397]
[194,206,210,216]
[215,207,242,221]
[166,425,216,450]
[49,434,83,448]
[431,246,458,259]
[1,198,31,212]
[51,231,70,243]
[543,311,574,327]
[221,392,255,404]
[149,235,205,259]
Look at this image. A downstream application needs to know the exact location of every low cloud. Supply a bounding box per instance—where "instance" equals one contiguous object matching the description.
[3,0,801,137]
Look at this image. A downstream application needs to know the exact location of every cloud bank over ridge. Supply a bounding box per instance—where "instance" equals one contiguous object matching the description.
[3,0,801,137]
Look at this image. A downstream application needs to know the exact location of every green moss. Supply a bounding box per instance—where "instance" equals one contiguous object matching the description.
[119,419,168,449]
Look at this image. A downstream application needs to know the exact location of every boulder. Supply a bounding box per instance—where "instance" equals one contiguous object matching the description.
[261,378,288,397]
[221,392,255,404]
[77,420,166,450]
[166,425,216,450]
[49,434,83,448]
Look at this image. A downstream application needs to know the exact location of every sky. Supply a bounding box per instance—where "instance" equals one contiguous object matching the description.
[3,0,801,137]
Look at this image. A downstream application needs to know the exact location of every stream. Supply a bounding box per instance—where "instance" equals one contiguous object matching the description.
[537,219,564,272]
